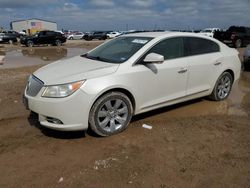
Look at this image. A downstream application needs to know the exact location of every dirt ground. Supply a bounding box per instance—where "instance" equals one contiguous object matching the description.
[0,41,250,188]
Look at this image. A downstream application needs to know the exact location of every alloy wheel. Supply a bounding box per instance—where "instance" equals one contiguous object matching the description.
[217,75,231,99]
[97,99,128,133]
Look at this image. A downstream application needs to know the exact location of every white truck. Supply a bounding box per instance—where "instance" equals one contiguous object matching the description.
[200,28,221,38]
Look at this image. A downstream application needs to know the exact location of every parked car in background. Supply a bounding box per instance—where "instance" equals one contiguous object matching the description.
[2,30,20,38]
[200,28,221,37]
[107,31,121,39]
[63,30,79,38]
[214,26,250,48]
[67,32,85,40]
[24,32,241,136]
[0,55,4,64]
[243,45,250,70]
[0,33,18,44]
[20,30,67,47]
[0,49,5,65]
[83,31,108,40]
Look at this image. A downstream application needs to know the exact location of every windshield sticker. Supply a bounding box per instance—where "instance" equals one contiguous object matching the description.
[132,39,148,44]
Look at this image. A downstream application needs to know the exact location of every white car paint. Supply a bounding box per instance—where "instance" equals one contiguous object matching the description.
[24,32,241,131]
[67,32,85,40]
[107,32,121,39]
[0,55,4,64]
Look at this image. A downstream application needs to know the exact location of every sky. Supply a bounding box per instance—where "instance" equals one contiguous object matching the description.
[0,0,250,31]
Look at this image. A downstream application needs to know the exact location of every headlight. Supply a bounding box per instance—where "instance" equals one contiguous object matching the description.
[42,80,85,98]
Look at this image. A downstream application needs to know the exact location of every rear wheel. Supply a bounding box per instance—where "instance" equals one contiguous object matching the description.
[26,40,34,47]
[89,92,133,136]
[209,72,233,101]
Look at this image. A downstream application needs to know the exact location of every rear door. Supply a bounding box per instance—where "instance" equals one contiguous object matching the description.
[45,31,56,44]
[37,31,47,44]
[183,37,222,95]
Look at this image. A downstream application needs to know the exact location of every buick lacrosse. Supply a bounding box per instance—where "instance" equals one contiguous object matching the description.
[24,32,241,136]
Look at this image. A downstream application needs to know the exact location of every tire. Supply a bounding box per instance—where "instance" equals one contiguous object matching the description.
[235,39,242,48]
[8,40,13,44]
[55,40,62,46]
[89,92,133,136]
[69,37,73,40]
[209,72,233,101]
[27,40,34,47]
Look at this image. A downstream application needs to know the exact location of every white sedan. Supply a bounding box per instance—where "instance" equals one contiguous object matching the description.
[0,55,4,64]
[67,32,85,40]
[24,32,241,136]
[107,31,121,39]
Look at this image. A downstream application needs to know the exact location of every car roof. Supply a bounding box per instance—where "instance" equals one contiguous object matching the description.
[123,31,212,39]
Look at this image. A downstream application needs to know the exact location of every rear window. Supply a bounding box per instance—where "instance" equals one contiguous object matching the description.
[184,37,220,56]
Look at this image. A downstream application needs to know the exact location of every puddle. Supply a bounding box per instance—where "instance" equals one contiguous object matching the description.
[0,47,88,69]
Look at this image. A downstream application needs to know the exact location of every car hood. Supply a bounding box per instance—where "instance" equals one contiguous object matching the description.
[33,55,119,85]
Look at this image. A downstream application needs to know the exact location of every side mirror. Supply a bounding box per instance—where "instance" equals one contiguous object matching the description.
[143,53,164,64]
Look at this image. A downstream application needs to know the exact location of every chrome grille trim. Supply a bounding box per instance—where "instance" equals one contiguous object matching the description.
[26,75,44,97]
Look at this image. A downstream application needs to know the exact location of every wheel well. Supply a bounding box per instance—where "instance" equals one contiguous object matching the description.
[224,69,234,82]
[94,88,136,112]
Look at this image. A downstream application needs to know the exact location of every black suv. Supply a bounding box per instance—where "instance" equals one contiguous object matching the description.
[20,30,67,47]
[83,31,108,41]
[0,33,18,44]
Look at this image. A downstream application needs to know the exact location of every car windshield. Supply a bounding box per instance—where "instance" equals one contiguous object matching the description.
[84,36,153,63]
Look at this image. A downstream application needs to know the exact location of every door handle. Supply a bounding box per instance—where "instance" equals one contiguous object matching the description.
[214,62,222,66]
[178,68,188,74]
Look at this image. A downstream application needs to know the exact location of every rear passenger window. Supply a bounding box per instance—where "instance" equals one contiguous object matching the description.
[46,31,55,36]
[184,37,220,56]
[147,37,184,60]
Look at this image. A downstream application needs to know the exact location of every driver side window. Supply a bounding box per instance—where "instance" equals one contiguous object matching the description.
[147,37,184,60]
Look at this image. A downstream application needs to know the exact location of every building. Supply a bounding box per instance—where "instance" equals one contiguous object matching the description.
[10,18,57,35]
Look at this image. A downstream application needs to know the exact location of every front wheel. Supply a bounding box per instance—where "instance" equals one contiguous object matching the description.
[209,72,233,101]
[55,40,62,46]
[89,92,133,136]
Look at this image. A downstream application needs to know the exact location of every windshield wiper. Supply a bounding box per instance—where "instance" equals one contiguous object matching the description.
[82,54,112,63]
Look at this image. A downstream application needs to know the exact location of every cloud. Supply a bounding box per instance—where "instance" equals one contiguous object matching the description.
[0,0,250,31]
[63,3,80,11]
[90,0,114,7]
[0,0,59,8]
[127,0,154,7]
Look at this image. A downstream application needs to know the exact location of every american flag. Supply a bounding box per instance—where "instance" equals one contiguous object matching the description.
[31,22,42,29]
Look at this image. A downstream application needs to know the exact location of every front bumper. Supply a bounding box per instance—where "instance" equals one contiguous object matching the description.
[24,86,95,131]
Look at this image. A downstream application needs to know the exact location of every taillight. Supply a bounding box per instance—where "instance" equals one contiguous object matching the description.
[231,32,236,40]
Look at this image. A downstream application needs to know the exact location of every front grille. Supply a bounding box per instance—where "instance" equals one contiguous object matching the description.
[26,75,44,97]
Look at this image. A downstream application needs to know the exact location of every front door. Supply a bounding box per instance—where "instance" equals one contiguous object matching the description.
[130,37,188,112]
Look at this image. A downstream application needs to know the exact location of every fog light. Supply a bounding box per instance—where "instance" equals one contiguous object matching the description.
[46,117,63,124]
